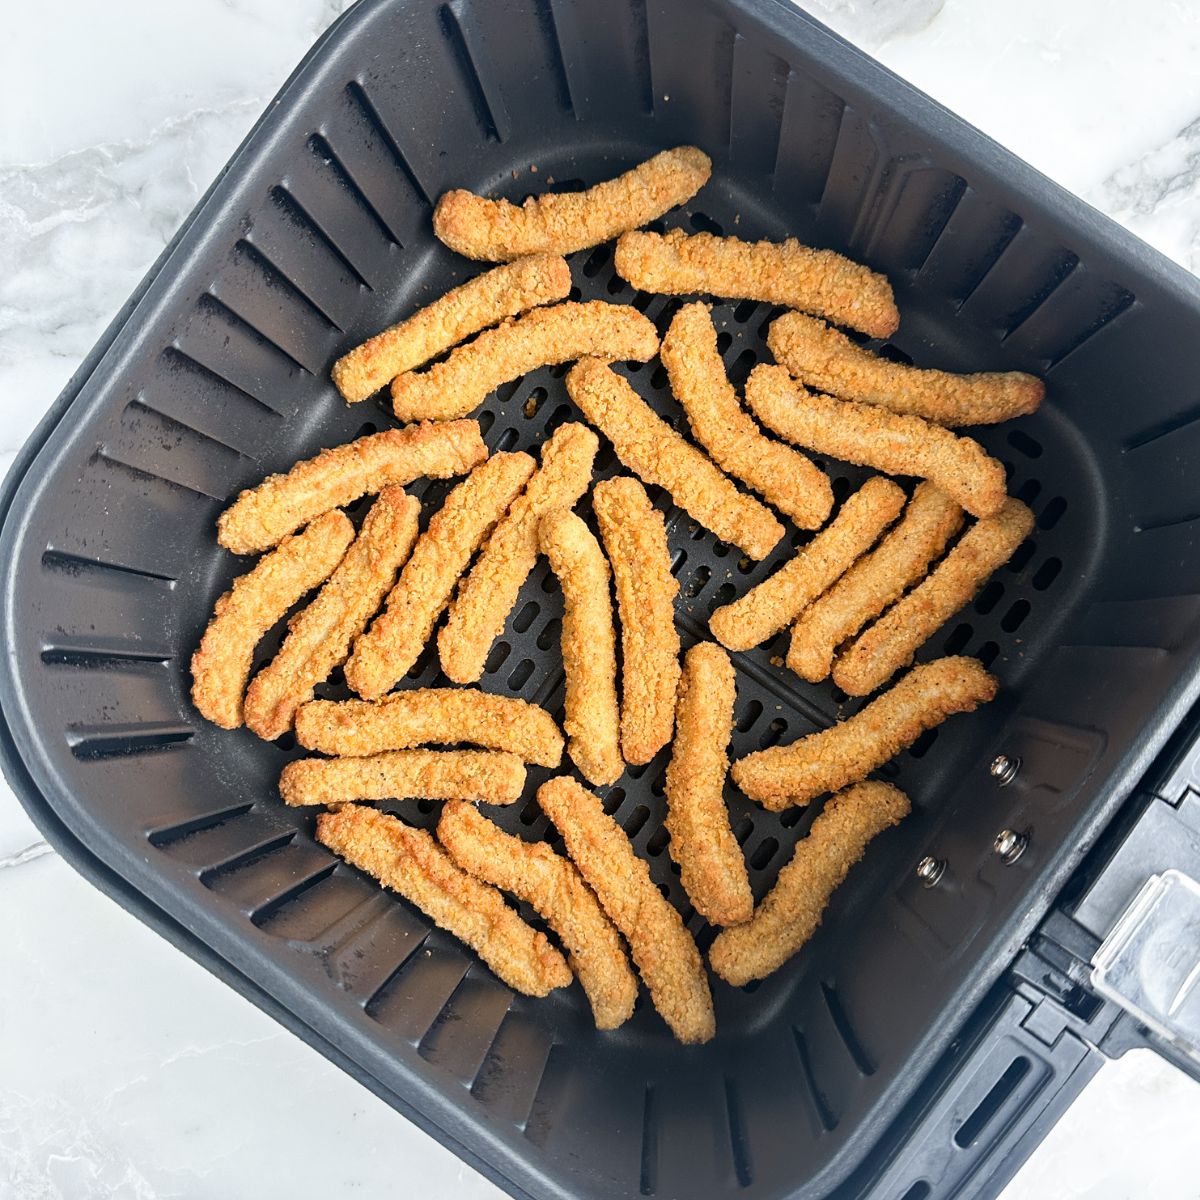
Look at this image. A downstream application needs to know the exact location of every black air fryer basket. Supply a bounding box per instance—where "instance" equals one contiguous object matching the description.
[5,1,1200,1197]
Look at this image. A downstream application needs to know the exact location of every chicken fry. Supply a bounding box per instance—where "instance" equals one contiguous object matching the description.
[709,782,910,985]
[592,476,681,765]
[433,146,712,261]
[345,452,535,699]
[438,802,638,1029]
[390,302,659,422]
[665,643,751,927]
[191,510,353,729]
[332,255,572,402]
[769,312,1044,426]
[614,229,899,338]
[217,421,485,555]
[661,302,832,529]
[538,510,622,786]
[745,365,1007,519]
[732,656,996,810]
[708,477,905,652]
[566,359,783,559]
[538,776,715,1044]
[438,422,598,684]
[788,483,964,683]
[834,498,1035,696]
[317,805,570,996]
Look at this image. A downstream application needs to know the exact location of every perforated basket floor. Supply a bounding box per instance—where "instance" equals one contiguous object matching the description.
[6,2,1200,1198]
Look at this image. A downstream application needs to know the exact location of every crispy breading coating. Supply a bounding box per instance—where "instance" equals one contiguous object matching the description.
[745,365,1007,519]
[709,782,910,985]
[592,476,681,765]
[317,805,570,996]
[433,146,712,261]
[216,421,486,555]
[438,423,598,683]
[537,776,715,1044]
[665,643,751,927]
[732,656,996,810]
[708,477,905,652]
[438,801,638,1029]
[788,483,964,683]
[332,255,572,402]
[345,452,535,699]
[538,510,622,786]
[294,688,563,766]
[614,228,899,339]
[390,302,659,422]
[191,510,353,730]
[769,312,1045,426]
[243,489,420,741]
[566,359,783,559]
[834,498,1035,696]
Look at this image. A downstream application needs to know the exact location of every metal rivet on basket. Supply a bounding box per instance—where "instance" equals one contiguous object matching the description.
[993,829,1028,864]
[989,754,1021,786]
[916,856,945,888]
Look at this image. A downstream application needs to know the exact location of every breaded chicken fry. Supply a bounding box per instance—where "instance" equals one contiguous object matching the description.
[438,802,638,1029]
[615,229,899,338]
[317,805,570,996]
[538,510,622,786]
[708,477,905,652]
[345,452,535,699]
[592,477,681,765]
[433,146,712,261]
[294,689,563,766]
[191,510,353,729]
[709,782,910,985]
[835,498,1035,696]
[665,643,752,927]
[538,776,715,1044]
[438,423,598,683]
[391,303,659,422]
[280,749,526,807]
[732,656,996,810]
[244,489,420,741]
[661,303,832,529]
[567,359,783,559]
[217,421,485,555]
[332,255,572,402]
[745,365,1007,519]
[769,312,1045,426]
[788,483,964,683]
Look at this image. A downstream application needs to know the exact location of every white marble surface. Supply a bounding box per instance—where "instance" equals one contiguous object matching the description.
[3,1,1200,1196]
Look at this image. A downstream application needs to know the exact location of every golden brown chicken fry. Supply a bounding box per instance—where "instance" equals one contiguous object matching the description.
[615,228,899,339]
[592,476,681,765]
[834,498,1034,696]
[566,359,783,559]
[433,146,712,261]
[191,510,353,730]
[538,510,622,786]
[665,643,752,927]
[390,302,659,422]
[438,422,598,683]
[294,689,563,766]
[345,452,535,699]
[216,421,485,555]
[538,776,715,1044]
[732,656,996,810]
[438,802,638,1029]
[709,782,910,985]
[708,477,905,652]
[332,255,572,402]
[768,312,1045,426]
[787,483,964,683]
[317,805,570,996]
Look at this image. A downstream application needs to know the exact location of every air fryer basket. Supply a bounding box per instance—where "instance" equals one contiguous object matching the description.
[5,1,1200,1197]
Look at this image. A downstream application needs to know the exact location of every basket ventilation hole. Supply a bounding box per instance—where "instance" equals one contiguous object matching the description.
[974,580,1004,615]
[582,245,611,278]
[749,837,778,870]
[495,426,521,452]
[508,659,534,690]
[1039,496,1068,530]
[944,622,973,655]
[978,640,1001,668]
[354,422,379,438]
[1008,540,1036,573]
[485,640,511,673]
[1032,557,1062,590]
[1007,429,1043,459]
[519,797,541,826]
[737,699,763,732]
[645,825,670,857]
[954,1058,1031,1147]
[877,343,914,366]
[732,816,754,846]
[477,409,496,436]
[603,787,626,816]
[733,299,759,323]
[898,1185,932,1200]
[623,805,650,838]
[758,718,788,749]
[536,618,561,652]
[513,601,540,633]
[831,476,852,502]
[1000,599,1032,633]
[683,565,711,599]
[523,387,547,419]
[909,728,939,759]
[1015,478,1042,505]
[716,330,733,355]
[689,211,724,236]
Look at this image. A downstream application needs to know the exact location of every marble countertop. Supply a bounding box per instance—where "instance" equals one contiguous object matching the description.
[4,1,1200,1195]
